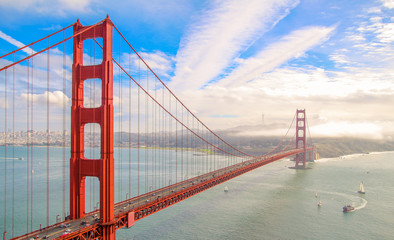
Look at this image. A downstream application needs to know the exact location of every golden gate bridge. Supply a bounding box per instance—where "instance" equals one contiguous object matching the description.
[0,16,316,239]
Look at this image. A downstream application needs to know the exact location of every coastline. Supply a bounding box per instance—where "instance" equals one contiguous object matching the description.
[315,150,394,163]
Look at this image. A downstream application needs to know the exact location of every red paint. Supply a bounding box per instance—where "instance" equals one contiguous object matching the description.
[295,109,306,168]
[127,212,135,228]
[71,16,115,239]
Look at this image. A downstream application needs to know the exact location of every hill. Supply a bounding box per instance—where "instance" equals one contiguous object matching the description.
[215,131,394,158]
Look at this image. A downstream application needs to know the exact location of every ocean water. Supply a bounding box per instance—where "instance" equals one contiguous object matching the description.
[117,151,394,240]
[1,148,394,239]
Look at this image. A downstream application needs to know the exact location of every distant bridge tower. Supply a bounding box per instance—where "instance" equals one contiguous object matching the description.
[295,109,306,168]
[70,16,115,239]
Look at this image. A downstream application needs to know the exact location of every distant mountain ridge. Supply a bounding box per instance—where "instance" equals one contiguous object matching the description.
[214,129,394,158]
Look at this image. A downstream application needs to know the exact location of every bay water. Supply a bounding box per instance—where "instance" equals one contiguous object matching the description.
[1,147,393,239]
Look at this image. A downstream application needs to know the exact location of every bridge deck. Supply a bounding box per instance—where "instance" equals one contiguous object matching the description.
[12,148,311,240]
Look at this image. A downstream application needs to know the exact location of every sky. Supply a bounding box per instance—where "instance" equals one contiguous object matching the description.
[0,0,394,140]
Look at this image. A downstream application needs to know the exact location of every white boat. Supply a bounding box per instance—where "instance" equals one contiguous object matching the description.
[317,199,322,207]
[358,181,366,194]
[224,186,229,192]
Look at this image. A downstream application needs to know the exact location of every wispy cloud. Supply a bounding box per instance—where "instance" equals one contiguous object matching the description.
[40,24,62,31]
[170,0,299,91]
[0,30,36,55]
[217,25,336,88]
[330,6,394,69]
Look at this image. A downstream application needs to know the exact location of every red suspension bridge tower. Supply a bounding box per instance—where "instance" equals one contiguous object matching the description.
[295,109,306,168]
[70,16,115,239]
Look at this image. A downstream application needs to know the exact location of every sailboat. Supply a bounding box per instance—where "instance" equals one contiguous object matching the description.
[358,181,366,194]
[224,186,229,192]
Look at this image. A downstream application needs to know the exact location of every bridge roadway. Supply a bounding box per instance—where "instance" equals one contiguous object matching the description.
[13,147,311,240]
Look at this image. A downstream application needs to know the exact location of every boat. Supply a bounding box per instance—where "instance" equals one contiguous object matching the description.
[343,205,355,212]
[224,186,229,192]
[358,181,365,194]
[317,200,322,207]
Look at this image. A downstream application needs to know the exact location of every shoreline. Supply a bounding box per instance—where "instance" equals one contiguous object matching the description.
[315,150,394,162]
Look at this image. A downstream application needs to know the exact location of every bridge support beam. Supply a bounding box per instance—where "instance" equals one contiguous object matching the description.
[295,109,306,168]
[71,16,115,239]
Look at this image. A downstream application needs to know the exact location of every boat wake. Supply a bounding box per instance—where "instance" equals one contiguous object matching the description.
[354,197,368,210]
[306,188,368,211]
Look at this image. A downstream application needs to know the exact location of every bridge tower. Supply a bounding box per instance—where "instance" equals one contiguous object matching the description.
[70,16,115,239]
[295,109,306,168]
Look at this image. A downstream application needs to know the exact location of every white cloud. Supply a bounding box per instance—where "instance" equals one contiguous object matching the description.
[21,90,69,108]
[138,51,174,78]
[173,62,394,136]
[217,25,336,88]
[0,0,94,16]
[330,7,394,69]
[381,0,394,9]
[170,0,299,91]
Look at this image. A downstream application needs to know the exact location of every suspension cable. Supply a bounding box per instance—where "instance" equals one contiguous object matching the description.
[264,112,296,156]
[0,19,105,72]
[0,23,75,59]
[112,25,254,158]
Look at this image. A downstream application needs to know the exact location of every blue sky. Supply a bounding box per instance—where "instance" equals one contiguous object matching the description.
[1,0,394,140]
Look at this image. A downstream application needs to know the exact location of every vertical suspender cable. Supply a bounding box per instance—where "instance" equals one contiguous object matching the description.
[30,55,34,231]
[26,59,30,234]
[192,117,195,176]
[175,100,178,183]
[162,87,165,186]
[168,90,171,186]
[46,39,50,228]
[157,79,161,189]
[181,105,183,181]
[12,54,15,238]
[128,48,131,199]
[62,31,66,220]
[154,78,157,190]
[145,69,148,193]
[159,87,165,187]
[119,35,123,201]
[150,72,154,190]
[3,69,7,240]
[137,59,140,196]
[151,75,154,191]
[186,111,188,180]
